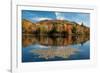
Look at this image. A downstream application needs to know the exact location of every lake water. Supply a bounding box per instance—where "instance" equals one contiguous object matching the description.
[22,34,90,62]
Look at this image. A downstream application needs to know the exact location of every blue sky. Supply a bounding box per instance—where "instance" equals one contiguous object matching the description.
[22,10,90,27]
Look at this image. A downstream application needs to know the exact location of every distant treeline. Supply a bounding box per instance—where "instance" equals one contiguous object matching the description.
[22,19,90,36]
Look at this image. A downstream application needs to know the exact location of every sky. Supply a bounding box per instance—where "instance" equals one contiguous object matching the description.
[22,10,90,27]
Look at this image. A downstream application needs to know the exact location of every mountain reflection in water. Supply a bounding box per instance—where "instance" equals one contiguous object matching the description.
[30,47,79,60]
[22,34,90,62]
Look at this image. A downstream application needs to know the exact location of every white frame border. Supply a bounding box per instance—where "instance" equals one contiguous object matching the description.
[11,3,97,73]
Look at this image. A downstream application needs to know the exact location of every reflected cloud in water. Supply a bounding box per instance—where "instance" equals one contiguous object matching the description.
[30,46,79,60]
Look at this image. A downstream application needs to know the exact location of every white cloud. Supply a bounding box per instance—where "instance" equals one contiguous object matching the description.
[55,12,66,20]
[38,17,52,21]
[32,17,52,22]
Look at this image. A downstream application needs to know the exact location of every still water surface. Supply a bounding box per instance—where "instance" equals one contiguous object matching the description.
[22,34,90,62]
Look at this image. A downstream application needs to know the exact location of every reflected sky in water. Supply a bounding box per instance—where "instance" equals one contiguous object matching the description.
[22,35,90,62]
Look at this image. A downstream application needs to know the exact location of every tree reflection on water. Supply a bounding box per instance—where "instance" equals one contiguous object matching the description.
[22,34,89,61]
[22,34,89,47]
